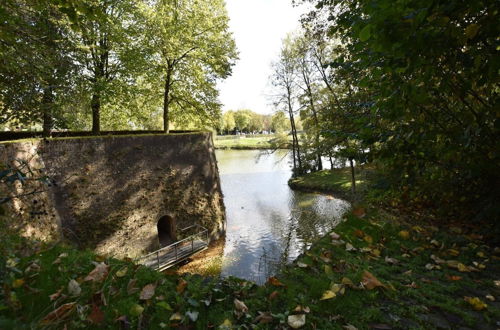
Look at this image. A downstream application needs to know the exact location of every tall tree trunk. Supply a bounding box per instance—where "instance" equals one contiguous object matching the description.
[286,95,301,174]
[42,86,54,137]
[349,158,356,194]
[163,65,173,133]
[91,91,100,134]
[303,76,322,171]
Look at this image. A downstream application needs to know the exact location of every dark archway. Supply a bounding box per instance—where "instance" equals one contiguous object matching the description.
[157,215,176,247]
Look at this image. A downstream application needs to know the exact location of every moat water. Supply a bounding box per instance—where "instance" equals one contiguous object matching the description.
[215,149,350,283]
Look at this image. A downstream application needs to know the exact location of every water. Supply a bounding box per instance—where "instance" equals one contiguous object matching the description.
[216,149,350,283]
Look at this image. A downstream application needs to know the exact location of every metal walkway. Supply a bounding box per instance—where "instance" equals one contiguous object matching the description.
[137,225,209,271]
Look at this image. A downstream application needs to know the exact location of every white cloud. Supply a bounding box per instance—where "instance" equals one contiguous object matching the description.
[218,0,307,114]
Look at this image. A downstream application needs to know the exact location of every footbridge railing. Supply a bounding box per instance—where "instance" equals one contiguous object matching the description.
[137,224,209,271]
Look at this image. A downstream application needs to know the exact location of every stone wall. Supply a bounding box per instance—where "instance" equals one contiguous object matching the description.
[0,133,225,258]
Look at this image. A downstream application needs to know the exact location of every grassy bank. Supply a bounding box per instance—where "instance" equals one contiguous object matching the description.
[2,169,500,328]
[2,208,499,329]
[214,135,275,149]
[288,167,377,201]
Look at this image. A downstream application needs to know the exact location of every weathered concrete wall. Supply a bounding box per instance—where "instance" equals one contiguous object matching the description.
[0,133,225,258]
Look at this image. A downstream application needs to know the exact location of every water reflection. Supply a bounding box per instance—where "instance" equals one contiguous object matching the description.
[216,149,350,283]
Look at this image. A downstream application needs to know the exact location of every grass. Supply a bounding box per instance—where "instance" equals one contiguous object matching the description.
[288,166,376,200]
[2,168,499,328]
[214,135,275,149]
[2,208,499,329]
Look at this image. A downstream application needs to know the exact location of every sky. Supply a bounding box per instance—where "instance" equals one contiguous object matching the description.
[217,0,308,115]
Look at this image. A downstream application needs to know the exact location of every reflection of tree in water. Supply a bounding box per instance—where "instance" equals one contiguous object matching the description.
[257,191,349,279]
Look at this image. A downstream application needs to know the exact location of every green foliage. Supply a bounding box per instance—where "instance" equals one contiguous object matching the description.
[295,0,499,222]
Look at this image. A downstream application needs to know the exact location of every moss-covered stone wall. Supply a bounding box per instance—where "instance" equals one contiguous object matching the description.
[0,133,225,258]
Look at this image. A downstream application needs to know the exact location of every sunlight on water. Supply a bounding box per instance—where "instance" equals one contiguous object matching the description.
[216,150,350,284]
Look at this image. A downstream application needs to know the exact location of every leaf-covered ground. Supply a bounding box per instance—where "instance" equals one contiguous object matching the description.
[1,205,499,329]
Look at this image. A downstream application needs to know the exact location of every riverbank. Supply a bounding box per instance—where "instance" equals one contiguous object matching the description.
[214,134,291,150]
[2,205,499,328]
[288,167,376,201]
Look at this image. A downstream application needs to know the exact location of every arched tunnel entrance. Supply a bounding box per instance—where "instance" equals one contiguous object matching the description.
[157,215,176,247]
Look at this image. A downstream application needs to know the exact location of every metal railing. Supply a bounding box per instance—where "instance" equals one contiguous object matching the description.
[137,224,209,271]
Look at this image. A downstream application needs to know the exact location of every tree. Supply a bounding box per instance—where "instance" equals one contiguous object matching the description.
[72,0,143,133]
[270,35,303,175]
[222,111,235,134]
[141,0,237,133]
[0,0,76,135]
[299,0,499,221]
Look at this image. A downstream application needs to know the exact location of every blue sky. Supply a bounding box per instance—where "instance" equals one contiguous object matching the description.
[218,0,308,114]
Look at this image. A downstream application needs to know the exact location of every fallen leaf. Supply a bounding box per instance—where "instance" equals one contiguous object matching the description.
[254,311,273,324]
[352,207,366,217]
[354,229,365,238]
[297,262,308,268]
[288,314,306,328]
[320,290,336,300]
[127,279,139,295]
[52,253,68,265]
[234,298,248,313]
[430,254,445,264]
[40,302,76,325]
[447,249,460,256]
[324,265,333,276]
[84,263,109,282]
[446,275,462,281]
[169,312,182,321]
[67,279,81,296]
[12,279,24,288]
[268,290,279,300]
[345,243,356,251]
[398,231,410,240]
[140,283,156,300]
[129,304,144,317]
[186,310,199,322]
[220,319,232,327]
[176,279,187,294]
[330,232,341,240]
[341,277,354,287]
[267,276,285,287]
[464,296,487,310]
[332,239,346,246]
[361,271,385,290]
[115,267,128,277]
[343,324,358,330]
[364,235,373,244]
[294,305,310,313]
[385,256,399,264]
[476,251,486,258]
[485,294,495,302]
[88,304,104,324]
[457,263,470,272]
[49,288,63,301]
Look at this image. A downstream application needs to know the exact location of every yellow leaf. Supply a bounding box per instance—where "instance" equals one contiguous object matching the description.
[320,290,336,300]
[447,249,460,257]
[464,296,487,310]
[330,283,342,294]
[12,279,24,288]
[398,231,410,240]
[465,24,479,39]
[115,267,128,277]
[341,277,354,286]
[169,312,182,321]
[457,263,470,272]
[363,235,373,244]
